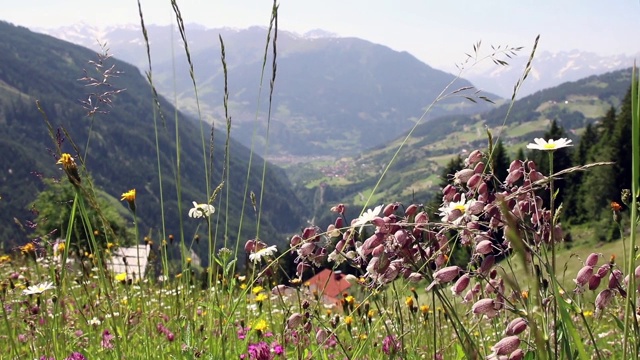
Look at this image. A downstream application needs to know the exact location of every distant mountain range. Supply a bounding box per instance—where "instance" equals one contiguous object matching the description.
[465,50,638,98]
[35,23,498,159]
[0,21,306,254]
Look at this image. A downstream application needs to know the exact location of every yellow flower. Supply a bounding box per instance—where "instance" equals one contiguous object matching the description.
[186,257,192,264]
[21,243,36,256]
[0,255,11,263]
[405,296,414,308]
[253,319,268,332]
[344,316,353,326]
[583,310,593,317]
[367,309,376,318]
[240,283,247,290]
[420,305,430,314]
[115,273,127,282]
[121,189,136,211]
[521,290,529,301]
[107,242,115,250]
[255,293,268,302]
[344,295,355,305]
[252,286,264,295]
[359,334,368,340]
[57,153,81,184]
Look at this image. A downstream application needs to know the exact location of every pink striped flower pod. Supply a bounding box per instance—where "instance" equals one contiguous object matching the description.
[505,317,528,336]
[608,269,623,290]
[454,169,474,184]
[465,150,483,166]
[316,328,328,344]
[473,161,485,174]
[479,255,495,276]
[585,253,600,267]
[588,274,602,291]
[475,240,493,255]
[451,273,470,296]
[472,298,498,318]
[595,289,614,311]
[597,264,611,278]
[426,266,461,291]
[509,348,525,360]
[287,313,303,329]
[491,336,521,356]
[574,265,593,287]
[405,204,418,217]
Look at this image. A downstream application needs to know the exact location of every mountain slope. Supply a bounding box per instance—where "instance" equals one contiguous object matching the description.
[0,21,306,255]
[38,24,499,158]
[289,67,633,224]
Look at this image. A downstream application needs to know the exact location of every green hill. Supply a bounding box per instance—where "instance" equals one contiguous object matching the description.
[0,21,307,258]
[288,68,633,224]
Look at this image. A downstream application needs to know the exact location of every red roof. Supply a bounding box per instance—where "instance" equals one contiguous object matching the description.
[307,269,352,299]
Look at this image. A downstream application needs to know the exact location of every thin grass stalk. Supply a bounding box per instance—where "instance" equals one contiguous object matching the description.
[232,0,279,269]
[623,62,639,360]
[136,0,169,282]
[256,2,279,237]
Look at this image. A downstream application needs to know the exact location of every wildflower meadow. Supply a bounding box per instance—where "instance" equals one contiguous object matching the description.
[2,2,640,360]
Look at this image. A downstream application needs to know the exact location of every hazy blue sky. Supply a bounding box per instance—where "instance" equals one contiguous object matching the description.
[4,1,639,70]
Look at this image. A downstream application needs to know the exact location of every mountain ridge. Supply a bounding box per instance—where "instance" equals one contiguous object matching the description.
[0,21,306,256]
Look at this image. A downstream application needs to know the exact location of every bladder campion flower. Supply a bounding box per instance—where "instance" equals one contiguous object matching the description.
[188,201,215,218]
[23,281,55,296]
[120,189,136,211]
[526,138,573,151]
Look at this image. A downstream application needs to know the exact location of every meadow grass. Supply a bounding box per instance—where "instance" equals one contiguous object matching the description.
[2,2,640,360]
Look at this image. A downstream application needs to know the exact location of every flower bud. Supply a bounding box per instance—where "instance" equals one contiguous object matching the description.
[574,265,593,287]
[588,274,602,291]
[595,289,613,310]
[585,253,600,267]
[287,313,303,329]
[475,240,493,255]
[491,335,520,356]
[506,317,528,336]
[451,273,470,296]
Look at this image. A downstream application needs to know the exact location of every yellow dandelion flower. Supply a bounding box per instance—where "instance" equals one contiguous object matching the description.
[367,309,376,318]
[240,283,247,290]
[252,286,264,295]
[121,189,136,211]
[405,296,414,308]
[57,153,81,185]
[344,316,353,326]
[345,295,355,305]
[253,319,268,332]
[521,290,529,300]
[359,334,368,340]
[255,293,268,302]
[0,254,11,263]
[583,310,593,317]
[115,273,127,282]
[21,243,36,256]
[420,305,429,314]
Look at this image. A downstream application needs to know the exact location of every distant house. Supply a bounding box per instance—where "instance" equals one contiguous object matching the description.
[106,244,150,281]
[307,269,352,309]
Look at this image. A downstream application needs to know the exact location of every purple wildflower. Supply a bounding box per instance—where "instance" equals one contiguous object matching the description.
[64,352,87,360]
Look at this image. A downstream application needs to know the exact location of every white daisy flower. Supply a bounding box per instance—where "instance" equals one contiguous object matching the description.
[249,245,278,263]
[526,138,573,151]
[22,281,55,296]
[438,194,471,225]
[352,204,383,232]
[188,201,215,218]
